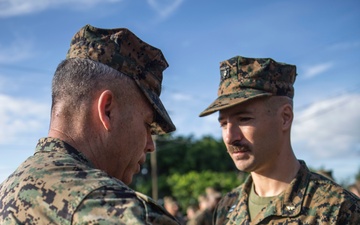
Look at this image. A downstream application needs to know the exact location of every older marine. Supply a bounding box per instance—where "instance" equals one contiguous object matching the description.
[0,24,180,224]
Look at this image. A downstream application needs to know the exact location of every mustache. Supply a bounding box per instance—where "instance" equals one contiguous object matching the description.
[227,142,250,153]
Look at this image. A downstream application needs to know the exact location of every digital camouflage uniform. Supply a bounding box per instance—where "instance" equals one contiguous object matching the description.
[199,56,360,224]
[213,160,360,225]
[0,137,180,224]
[0,24,179,224]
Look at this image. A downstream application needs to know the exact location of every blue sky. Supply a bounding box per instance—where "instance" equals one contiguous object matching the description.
[0,0,359,184]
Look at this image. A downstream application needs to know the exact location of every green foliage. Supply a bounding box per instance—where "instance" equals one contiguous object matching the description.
[166,170,245,211]
[356,167,360,181]
[155,134,236,174]
[130,133,360,212]
[130,134,242,210]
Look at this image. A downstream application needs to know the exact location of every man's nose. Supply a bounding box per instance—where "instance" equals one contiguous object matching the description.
[223,122,242,145]
[147,134,156,153]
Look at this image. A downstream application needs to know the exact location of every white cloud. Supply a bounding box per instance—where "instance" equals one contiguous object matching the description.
[172,107,220,139]
[0,0,122,17]
[0,38,34,63]
[290,93,360,182]
[197,113,221,137]
[0,94,49,144]
[171,92,192,101]
[329,41,360,51]
[163,90,221,138]
[0,77,5,90]
[0,0,183,23]
[292,93,360,158]
[147,0,184,19]
[301,62,333,79]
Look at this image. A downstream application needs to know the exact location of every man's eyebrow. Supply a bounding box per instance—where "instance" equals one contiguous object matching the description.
[218,110,252,122]
[152,109,157,123]
[217,116,222,122]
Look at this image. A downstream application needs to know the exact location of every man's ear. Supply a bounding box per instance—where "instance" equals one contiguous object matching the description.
[98,90,114,131]
[281,104,293,131]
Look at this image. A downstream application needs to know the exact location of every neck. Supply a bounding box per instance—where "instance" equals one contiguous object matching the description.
[49,127,79,150]
[49,125,104,169]
[251,154,300,197]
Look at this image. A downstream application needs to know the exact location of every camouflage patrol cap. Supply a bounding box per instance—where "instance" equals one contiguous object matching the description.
[66,24,175,134]
[199,56,297,117]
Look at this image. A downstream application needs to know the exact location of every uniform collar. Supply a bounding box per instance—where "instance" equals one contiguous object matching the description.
[249,160,310,223]
[35,137,94,167]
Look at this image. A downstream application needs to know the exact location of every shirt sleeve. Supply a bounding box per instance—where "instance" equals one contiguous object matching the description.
[336,197,360,225]
[72,186,180,225]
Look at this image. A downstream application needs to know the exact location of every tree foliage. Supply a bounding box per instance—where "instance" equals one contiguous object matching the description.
[130,133,360,212]
[130,134,244,211]
[356,167,360,181]
[166,170,246,211]
[155,134,236,174]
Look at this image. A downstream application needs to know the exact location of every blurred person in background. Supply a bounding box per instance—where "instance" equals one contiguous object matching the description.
[187,187,221,225]
[186,203,199,222]
[348,180,360,198]
[164,196,186,225]
[205,186,222,210]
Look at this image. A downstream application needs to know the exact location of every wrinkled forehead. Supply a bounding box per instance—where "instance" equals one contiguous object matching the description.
[218,96,268,120]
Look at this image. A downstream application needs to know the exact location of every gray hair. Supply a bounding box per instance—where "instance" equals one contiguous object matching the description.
[51,58,132,112]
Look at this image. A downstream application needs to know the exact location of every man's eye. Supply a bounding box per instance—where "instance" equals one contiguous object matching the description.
[145,122,152,129]
[219,122,227,128]
[239,117,251,122]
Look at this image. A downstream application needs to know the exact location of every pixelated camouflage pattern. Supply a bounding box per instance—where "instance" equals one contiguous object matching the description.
[199,56,297,117]
[213,160,360,225]
[67,24,175,134]
[0,137,180,225]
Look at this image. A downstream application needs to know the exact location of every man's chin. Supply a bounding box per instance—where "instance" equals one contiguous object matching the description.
[234,161,252,172]
[123,177,133,185]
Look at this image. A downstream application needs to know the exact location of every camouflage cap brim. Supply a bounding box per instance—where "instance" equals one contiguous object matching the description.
[133,77,175,134]
[199,55,296,117]
[199,89,272,117]
[66,24,176,134]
